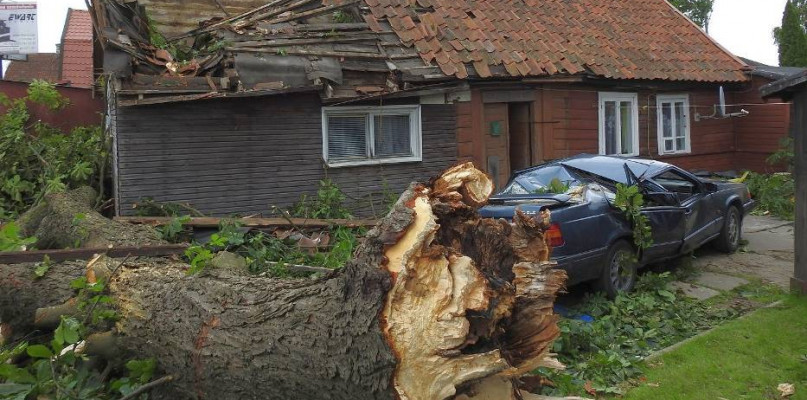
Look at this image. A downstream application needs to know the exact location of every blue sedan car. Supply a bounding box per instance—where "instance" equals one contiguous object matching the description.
[479,154,755,297]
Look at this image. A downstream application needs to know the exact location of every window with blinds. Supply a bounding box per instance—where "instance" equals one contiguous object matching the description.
[322,105,421,166]
[656,94,691,155]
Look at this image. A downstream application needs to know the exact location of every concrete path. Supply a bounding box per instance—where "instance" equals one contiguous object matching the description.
[672,215,794,300]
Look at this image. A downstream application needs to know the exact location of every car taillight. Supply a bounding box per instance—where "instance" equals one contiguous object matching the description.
[546,223,565,247]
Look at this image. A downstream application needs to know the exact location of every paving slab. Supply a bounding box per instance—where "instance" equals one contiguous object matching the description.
[691,271,749,291]
[669,281,721,301]
[743,225,794,253]
[743,215,793,233]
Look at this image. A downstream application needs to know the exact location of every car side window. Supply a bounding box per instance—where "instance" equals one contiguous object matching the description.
[651,170,700,203]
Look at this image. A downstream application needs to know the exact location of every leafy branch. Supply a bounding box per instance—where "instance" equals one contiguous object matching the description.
[614,184,653,255]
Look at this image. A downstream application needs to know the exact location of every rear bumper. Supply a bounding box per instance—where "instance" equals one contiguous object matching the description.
[551,246,607,285]
[743,199,756,216]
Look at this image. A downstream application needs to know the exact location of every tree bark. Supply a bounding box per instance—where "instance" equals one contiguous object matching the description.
[0,163,567,400]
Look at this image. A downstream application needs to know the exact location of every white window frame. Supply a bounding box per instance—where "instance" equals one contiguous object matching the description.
[321,105,422,167]
[656,94,692,155]
[598,92,640,157]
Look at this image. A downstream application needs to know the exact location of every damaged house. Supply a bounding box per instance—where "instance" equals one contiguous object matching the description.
[94,0,786,217]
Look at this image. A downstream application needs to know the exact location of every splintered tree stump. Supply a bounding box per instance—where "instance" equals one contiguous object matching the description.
[0,163,567,399]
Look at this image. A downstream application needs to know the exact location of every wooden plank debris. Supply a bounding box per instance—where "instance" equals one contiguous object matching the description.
[0,244,189,264]
[115,216,378,228]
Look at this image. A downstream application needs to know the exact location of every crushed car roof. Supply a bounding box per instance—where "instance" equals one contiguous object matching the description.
[521,154,670,185]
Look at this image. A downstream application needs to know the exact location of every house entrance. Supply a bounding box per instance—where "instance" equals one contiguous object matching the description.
[483,102,534,189]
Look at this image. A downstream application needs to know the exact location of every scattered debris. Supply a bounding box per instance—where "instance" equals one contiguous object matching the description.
[778,383,795,398]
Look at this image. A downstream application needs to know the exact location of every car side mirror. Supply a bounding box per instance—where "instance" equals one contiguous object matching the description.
[644,191,679,207]
[702,182,718,192]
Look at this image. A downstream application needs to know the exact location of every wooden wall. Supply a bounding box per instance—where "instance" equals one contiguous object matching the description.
[458,81,789,175]
[734,76,792,173]
[113,93,456,217]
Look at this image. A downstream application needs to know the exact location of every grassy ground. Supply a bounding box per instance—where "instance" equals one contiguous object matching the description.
[621,295,807,400]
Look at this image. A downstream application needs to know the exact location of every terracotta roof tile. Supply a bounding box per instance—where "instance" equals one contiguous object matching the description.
[4,53,60,83]
[368,0,747,82]
[59,9,94,88]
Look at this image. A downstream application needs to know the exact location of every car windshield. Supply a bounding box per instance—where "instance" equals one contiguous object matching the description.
[500,164,581,195]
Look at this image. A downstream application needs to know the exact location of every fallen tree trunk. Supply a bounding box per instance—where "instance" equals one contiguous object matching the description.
[0,163,567,399]
[16,186,164,249]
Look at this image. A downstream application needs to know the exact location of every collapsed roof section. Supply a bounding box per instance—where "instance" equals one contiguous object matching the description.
[94,0,750,106]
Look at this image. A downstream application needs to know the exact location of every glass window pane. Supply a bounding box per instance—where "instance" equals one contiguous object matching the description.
[674,101,686,139]
[620,101,633,154]
[676,137,686,150]
[604,101,617,155]
[374,115,412,158]
[661,102,672,138]
[665,139,674,151]
[328,115,367,160]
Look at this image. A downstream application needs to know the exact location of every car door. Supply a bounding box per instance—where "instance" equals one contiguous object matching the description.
[649,168,717,253]
[639,179,687,261]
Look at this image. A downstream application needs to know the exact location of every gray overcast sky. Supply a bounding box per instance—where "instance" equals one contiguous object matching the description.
[29,0,790,66]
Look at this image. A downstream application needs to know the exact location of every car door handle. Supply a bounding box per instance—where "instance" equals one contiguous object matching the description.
[684,209,693,215]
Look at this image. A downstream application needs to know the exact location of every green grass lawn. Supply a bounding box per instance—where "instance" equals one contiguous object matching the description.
[621,295,807,400]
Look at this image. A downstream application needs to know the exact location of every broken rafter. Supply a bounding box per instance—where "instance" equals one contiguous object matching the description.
[168,0,295,41]
[227,47,420,60]
[233,0,320,29]
[227,36,381,48]
[264,0,362,25]
[225,31,391,43]
[295,22,370,32]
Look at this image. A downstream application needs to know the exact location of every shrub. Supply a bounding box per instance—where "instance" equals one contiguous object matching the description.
[0,80,107,221]
[745,172,795,220]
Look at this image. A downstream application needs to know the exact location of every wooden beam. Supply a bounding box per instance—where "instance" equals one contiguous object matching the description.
[793,90,807,295]
[115,216,378,229]
[0,245,189,264]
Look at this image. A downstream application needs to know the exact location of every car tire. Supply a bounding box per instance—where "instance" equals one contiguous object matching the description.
[595,240,638,299]
[714,206,742,253]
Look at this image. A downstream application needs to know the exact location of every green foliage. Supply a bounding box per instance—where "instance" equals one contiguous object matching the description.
[766,136,795,169]
[332,10,355,23]
[157,215,192,243]
[70,275,119,326]
[534,178,571,194]
[0,266,157,399]
[614,184,653,252]
[185,245,214,275]
[0,315,157,400]
[110,359,156,397]
[292,179,353,219]
[775,0,807,67]
[540,273,739,397]
[668,0,714,30]
[0,81,107,221]
[33,255,52,279]
[0,221,36,251]
[746,172,795,220]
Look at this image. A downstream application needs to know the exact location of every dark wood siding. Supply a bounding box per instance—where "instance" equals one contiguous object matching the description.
[734,76,791,173]
[114,93,456,217]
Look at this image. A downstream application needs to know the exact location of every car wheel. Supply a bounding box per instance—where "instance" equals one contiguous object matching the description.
[714,206,742,253]
[596,240,638,299]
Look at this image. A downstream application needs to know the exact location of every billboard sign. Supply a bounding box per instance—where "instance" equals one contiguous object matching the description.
[0,3,37,55]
